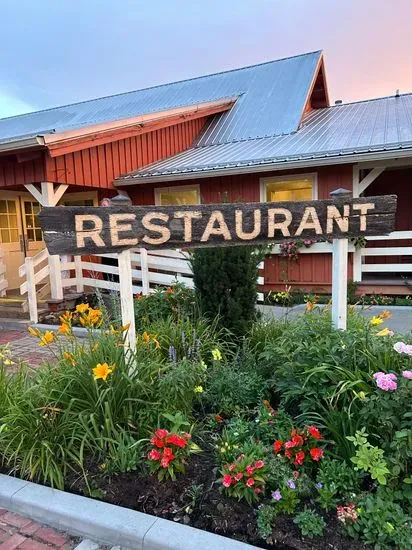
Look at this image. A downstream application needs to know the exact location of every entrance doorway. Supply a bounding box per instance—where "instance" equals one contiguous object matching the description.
[0,193,44,289]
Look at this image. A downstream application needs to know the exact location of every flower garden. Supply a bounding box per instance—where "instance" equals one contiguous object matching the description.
[0,275,411,548]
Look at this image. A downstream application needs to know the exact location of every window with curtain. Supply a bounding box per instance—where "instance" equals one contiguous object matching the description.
[262,177,314,202]
[155,186,200,206]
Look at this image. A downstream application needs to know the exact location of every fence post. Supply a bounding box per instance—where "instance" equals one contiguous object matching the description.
[330,188,351,330]
[25,256,38,324]
[48,254,63,300]
[353,249,362,282]
[118,249,136,351]
[74,256,84,293]
[140,247,150,295]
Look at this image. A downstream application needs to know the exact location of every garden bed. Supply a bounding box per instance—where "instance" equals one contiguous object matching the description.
[0,282,411,550]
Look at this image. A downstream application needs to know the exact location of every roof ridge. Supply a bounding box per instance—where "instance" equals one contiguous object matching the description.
[0,50,322,123]
[327,91,412,109]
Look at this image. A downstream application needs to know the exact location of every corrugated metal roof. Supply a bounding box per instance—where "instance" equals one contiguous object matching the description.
[118,93,412,182]
[0,51,321,145]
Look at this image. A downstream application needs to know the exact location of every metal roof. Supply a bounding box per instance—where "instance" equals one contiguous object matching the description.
[0,51,321,145]
[117,93,412,183]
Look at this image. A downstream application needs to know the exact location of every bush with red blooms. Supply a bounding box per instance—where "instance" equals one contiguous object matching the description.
[273,426,324,467]
[147,428,199,481]
[220,453,268,504]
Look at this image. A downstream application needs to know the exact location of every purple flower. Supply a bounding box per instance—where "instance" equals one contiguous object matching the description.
[316,482,323,489]
[374,372,397,391]
[272,490,282,501]
[402,370,412,380]
[287,479,296,490]
[394,342,412,356]
[168,345,177,363]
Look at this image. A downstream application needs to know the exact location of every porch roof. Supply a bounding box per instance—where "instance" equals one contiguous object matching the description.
[116,93,412,184]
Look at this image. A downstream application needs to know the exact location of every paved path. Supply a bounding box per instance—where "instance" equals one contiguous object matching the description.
[259,304,412,334]
[0,330,54,370]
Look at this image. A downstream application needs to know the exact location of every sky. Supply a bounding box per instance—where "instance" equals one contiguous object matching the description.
[1,0,411,118]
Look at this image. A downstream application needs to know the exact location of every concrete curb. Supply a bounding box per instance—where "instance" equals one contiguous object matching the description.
[0,474,260,550]
[32,323,100,338]
[0,318,30,331]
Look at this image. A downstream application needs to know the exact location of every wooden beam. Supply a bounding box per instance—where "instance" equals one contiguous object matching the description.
[358,167,386,194]
[24,184,44,205]
[53,184,69,205]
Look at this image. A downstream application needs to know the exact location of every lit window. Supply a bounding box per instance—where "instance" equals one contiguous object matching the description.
[24,201,43,242]
[262,176,315,202]
[0,200,19,243]
[155,186,200,206]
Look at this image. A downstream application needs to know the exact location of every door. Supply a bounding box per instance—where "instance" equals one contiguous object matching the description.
[0,193,44,290]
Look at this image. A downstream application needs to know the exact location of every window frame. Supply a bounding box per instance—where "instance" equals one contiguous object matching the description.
[154,184,201,206]
[259,172,318,203]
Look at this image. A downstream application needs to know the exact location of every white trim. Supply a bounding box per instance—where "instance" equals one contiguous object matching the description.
[259,172,318,202]
[358,167,385,195]
[154,184,201,205]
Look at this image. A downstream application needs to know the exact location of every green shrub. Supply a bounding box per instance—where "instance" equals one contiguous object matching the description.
[257,504,278,539]
[293,509,326,538]
[134,283,197,327]
[191,246,263,336]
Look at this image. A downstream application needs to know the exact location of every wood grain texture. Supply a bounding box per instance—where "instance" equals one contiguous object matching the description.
[39,195,397,256]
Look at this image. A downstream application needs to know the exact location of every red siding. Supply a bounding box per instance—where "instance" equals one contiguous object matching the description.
[45,117,207,189]
[129,164,354,291]
[0,153,45,188]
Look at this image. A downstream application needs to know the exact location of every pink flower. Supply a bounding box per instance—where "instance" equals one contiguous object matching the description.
[155,429,169,438]
[246,465,255,476]
[246,478,255,487]
[374,372,398,391]
[148,449,161,461]
[255,460,265,469]
[235,473,243,481]
[402,370,412,379]
[222,474,232,488]
[254,488,261,494]
[394,342,412,356]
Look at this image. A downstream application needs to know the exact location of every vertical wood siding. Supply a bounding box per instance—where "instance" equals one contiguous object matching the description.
[45,117,207,188]
[0,154,45,188]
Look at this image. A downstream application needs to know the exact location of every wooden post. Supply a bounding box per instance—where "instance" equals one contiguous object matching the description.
[74,256,84,293]
[118,249,136,351]
[25,256,38,324]
[140,248,150,295]
[330,188,351,330]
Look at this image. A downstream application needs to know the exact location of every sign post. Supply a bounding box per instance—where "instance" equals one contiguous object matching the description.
[330,188,351,330]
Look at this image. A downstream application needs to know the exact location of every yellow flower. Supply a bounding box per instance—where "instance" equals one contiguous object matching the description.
[358,391,366,400]
[376,327,393,337]
[142,331,150,343]
[201,360,207,370]
[379,310,392,319]
[92,362,114,382]
[58,323,71,335]
[39,331,55,347]
[76,303,89,313]
[305,301,315,312]
[28,327,40,337]
[194,385,204,393]
[91,343,99,352]
[59,311,73,324]
[370,316,383,326]
[212,348,222,361]
[63,351,76,366]
[121,323,130,332]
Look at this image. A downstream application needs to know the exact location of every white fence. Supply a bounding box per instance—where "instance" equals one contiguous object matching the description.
[19,247,264,328]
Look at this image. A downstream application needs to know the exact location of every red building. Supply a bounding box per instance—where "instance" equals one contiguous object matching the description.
[0,50,411,297]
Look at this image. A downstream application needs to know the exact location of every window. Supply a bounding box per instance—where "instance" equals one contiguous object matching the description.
[24,201,43,242]
[261,174,316,202]
[0,200,18,243]
[155,185,200,206]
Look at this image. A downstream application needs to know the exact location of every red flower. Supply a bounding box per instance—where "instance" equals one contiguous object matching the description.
[307,426,322,440]
[255,460,265,469]
[222,474,232,487]
[274,440,283,453]
[310,448,324,461]
[163,447,174,458]
[235,473,243,481]
[155,429,169,438]
[291,435,304,447]
[294,451,305,466]
[165,434,187,448]
[292,471,299,479]
[160,457,172,468]
[151,437,164,448]
[148,449,161,461]
[285,450,292,459]
[246,465,255,476]
[215,414,223,422]
[246,478,255,487]
[254,488,261,494]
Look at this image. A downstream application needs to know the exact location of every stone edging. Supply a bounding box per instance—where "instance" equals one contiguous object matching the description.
[0,474,260,550]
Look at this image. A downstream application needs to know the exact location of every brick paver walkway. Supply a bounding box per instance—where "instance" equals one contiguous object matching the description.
[0,508,77,549]
[0,331,54,369]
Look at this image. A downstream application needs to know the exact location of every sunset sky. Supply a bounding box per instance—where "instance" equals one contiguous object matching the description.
[1,0,411,118]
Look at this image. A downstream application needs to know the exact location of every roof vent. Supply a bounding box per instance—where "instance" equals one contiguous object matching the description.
[335,100,343,105]
[395,89,400,97]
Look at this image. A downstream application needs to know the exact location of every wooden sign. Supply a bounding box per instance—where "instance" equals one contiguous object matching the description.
[38,195,397,256]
